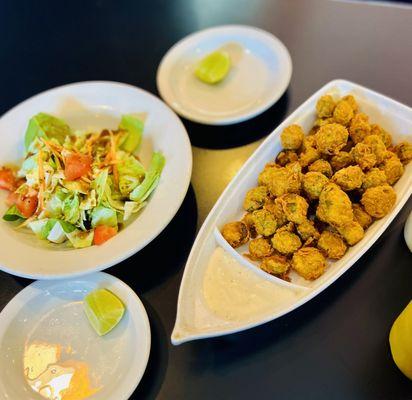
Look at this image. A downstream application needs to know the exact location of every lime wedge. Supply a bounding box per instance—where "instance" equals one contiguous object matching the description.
[83,288,125,336]
[195,50,231,84]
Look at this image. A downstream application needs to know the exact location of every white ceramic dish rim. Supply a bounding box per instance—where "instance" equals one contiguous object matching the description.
[172,79,412,344]
[0,81,192,280]
[0,271,151,400]
[156,24,293,125]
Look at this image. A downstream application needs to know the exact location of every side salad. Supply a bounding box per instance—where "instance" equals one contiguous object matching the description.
[0,113,165,248]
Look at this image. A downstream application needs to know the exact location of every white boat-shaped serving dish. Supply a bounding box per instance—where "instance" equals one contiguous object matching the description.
[172,79,412,345]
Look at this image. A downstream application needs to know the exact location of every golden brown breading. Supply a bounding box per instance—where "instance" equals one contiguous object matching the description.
[370,124,392,148]
[258,163,280,186]
[317,230,347,259]
[349,113,371,144]
[330,151,354,172]
[316,183,354,226]
[314,117,335,129]
[336,220,364,246]
[316,95,336,118]
[260,254,290,275]
[264,162,302,197]
[299,137,321,167]
[303,171,329,200]
[394,141,412,164]
[221,222,249,248]
[333,100,354,126]
[351,143,377,170]
[379,152,404,185]
[362,168,387,190]
[342,95,358,113]
[276,150,299,167]
[241,212,257,238]
[278,194,309,224]
[263,198,288,227]
[296,219,320,241]
[363,134,387,164]
[332,165,364,191]
[243,186,268,212]
[361,185,397,218]
[271,231,302,255]
[308,159,333,178]
[292,247,326,280]
[315,123,349,155]
[281,125,305,150]
[352,203,373,229]
[252,209,278,236]
[248,237,274,259]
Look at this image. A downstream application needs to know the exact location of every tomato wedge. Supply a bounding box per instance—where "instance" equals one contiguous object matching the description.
[0,167,16,191]
[64,153,92,181]
[16,194,38,218]
[93,225,117,245]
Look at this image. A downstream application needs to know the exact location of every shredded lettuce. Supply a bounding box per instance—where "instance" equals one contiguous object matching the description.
[62,194,80,225]
[123,201,146,222]
[91,206,117,227]
[67,229,94,248]
[3,205,25,222]
[117,152,145,196]
[93,169,109,204]
[119,114,144,153]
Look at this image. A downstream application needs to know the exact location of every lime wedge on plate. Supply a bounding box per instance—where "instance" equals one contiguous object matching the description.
[195,50,231,84]
[84,288,125,336]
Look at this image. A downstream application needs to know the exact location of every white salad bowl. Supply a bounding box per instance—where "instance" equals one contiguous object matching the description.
[172,79,412,345]
[0,81,192,279]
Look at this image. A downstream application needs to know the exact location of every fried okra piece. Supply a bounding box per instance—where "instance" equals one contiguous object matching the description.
[379,152,404,185]
[258,163,280,186]
[264,198,288,227]
[370,124,392,148]
[243,186,268,212]
[276,150,299,166]
[292,247,326,280]
[317,231,347,259]
[296,219,320,242]
[394,142,412,164]
[277,194,309,224]
[281,125,305,150]
[352,203,373,229]
[299,138,321,167]
[336,220,364,246]
[266,162,302,197]
[252,209,278,237]
[363,135,386,164]
[351,143,376,170]
[221,222,249,248]
[303,171,329,200]
[332,165,364,191]
[361,185,397,218]
[315,123,349,155]
[362,168,387,190]
[249,237,274,259]
[260,254,290,276]
[330,151,354,172]
[349,113,371,144]
[314,117,335,129]
[308,159,333,178]
[333,100,354,126]
[342,95,358,113]
[316,95,336,118]
[271,231,302,255]
[316,183,354,226]
[242,212,257,238]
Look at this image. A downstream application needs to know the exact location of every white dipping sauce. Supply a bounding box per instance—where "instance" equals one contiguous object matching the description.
[203,247,300,322]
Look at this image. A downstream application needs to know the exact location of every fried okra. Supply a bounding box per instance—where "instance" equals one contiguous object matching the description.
[361,185,396,218]
[308,159,333,178]
[260,254,290,275]
[362,168,387,190]
[249,237,273,259]
[264,198,288,227]
[394,142,412,164]
[330,151,354,171]
[258,163,280,186]
[363,134,386,164]
[351,143,376,170]
[276,150,299,166]
[379,152,404,185]
[292,247,326,280]
[342,95,358,113]
[271,231,302,255]
[316,183,354,226]
[349,113,371,144]
[336,220,364,245]
[316,95,336,118]
[281,125,305,150]
[333,100,354,126]
[296,219,320,241]
[303,171,329,200]
[315,123,349,155]
[221,222,249,248]
[278,194,309,224]
[352,203,373,229]
[299,137,321,167]
[332,166,364,191]
[243,186,268,212]
[266,162,302,197]
[242,212,257,238]
[252,209,278,236]
[370,124,392,148]
[317,231,347,259]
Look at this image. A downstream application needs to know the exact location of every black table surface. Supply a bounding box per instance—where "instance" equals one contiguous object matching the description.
[1,0,412,399]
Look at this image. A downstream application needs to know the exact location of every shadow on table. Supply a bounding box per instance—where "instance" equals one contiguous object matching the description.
[106,184,198,293]
[182,90,290,149]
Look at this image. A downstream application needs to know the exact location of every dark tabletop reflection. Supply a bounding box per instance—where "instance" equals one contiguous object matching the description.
[183,91,289,149]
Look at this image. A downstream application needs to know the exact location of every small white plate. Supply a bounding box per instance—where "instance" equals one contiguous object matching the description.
[0,81,192,279]
[157,25,292,125]
[0,272,150,399]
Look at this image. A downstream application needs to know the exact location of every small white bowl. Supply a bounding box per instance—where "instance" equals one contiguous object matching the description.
[0,81,192,279]
[157,25,292,125]
[0,272,150,399]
